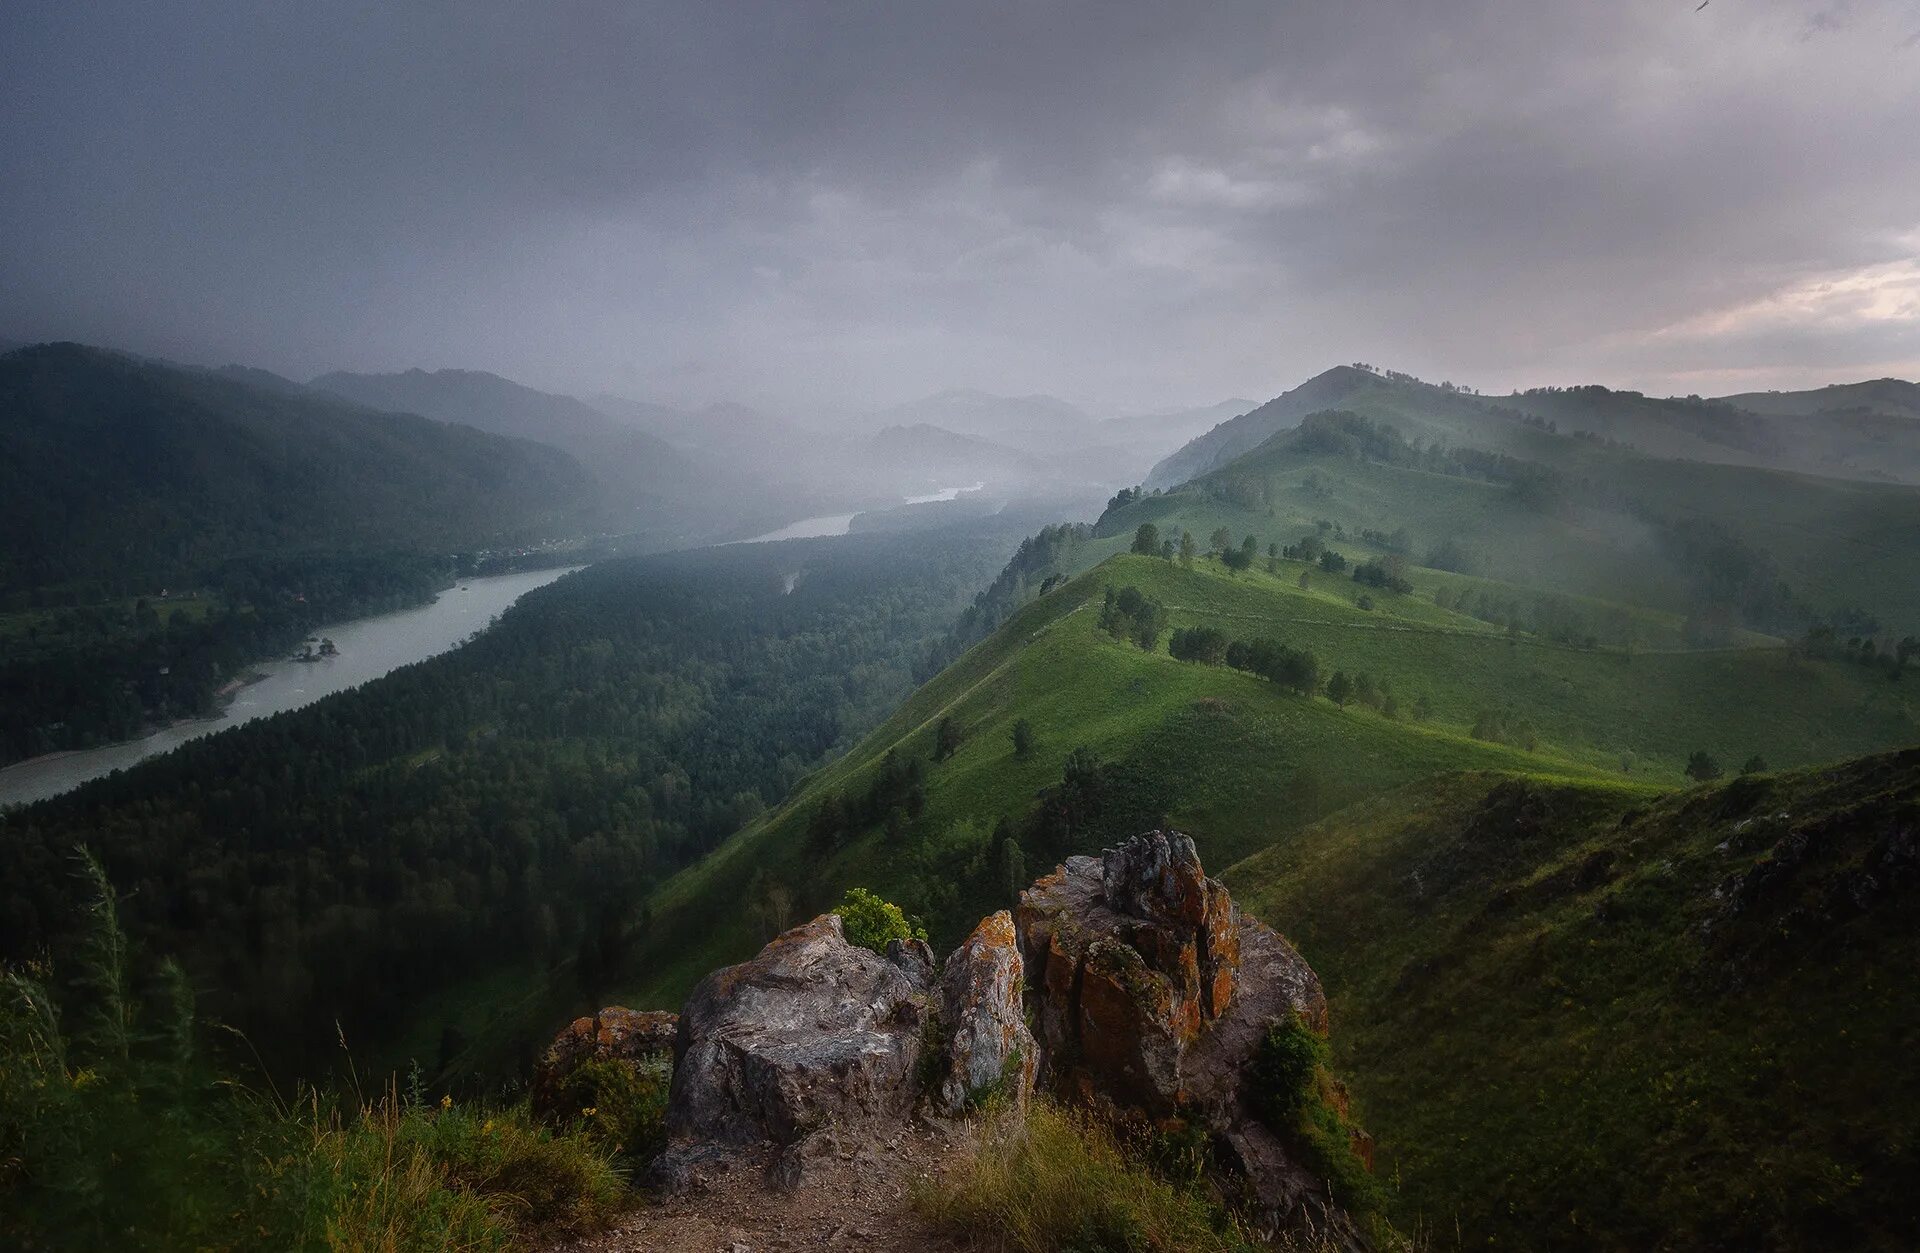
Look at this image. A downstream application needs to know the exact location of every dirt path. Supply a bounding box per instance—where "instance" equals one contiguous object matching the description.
[554,1123,975,1253]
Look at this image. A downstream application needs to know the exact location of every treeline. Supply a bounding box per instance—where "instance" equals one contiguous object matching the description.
[1102,580,1411,719]
[1170,627,1322,695]
[1793,625,1919,678]
[0,524,1019,1078]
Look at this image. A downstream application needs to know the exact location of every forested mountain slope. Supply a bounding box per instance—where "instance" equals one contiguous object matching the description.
[311,366,800,541]
[0,519,1033,1077]
[0,343,593,600]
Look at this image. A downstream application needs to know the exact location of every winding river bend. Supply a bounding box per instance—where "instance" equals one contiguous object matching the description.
[0,566,579,809]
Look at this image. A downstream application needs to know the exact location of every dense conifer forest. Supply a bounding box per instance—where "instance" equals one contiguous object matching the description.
[0,520,1029,1076]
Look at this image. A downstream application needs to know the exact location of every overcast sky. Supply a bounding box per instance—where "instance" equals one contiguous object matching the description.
[2,1,1916,415]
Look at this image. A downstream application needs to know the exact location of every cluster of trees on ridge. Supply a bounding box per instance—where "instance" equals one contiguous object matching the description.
[1128,520,1417,598]
[1129,408,1895,641]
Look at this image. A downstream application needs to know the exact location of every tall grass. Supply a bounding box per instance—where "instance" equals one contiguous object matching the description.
[0,847,625,1251]
[917,1100,1254,1253]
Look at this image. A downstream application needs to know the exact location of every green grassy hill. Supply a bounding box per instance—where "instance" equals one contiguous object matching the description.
[1114,408,1920,632]
[1226,753,1920,1249]
[608,550,1915,1001]
[585,548,1920,1247]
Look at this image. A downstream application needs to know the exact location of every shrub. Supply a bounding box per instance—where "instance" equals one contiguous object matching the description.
[916,1100,1251,1252]
[832,887,928,953]
[1351,560,1412,595]
[1248,1015,1382,1216]
[549,1056,669,1161]
[1686,750,1724,782]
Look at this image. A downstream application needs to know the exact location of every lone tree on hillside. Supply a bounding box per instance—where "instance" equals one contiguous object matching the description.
[1179,531,1197,567]
[1011,718,1035,760]
[1131,523,1160,555]
[934,716,964,762]
[1685,750,1724,782]
[1209,527,1233,555]
[1326,670,1354,707]
[1741,754,1770,775]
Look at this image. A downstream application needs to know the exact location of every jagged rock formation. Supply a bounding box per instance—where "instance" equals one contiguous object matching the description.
[563,831,1362,1246]
[531,1007,677,1121]
[1017,830,1363,1247]
[932,910,1037,1115]
[638,909,1041,1191]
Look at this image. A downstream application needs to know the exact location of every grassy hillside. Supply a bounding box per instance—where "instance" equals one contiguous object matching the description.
[1113,410,1920,632]
[607,551,1915,1015]
[1226,753,1920,1249]
[1723,377,1920,419]
[585,547,1920,1248]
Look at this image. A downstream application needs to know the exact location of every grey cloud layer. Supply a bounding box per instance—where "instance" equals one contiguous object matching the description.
[2,1,1915,411]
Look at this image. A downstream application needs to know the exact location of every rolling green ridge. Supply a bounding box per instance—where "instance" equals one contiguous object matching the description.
[611,550,1915,1011]
[597,546,1919,1248]
[1226,753,1920,1249]
[1116,404,1920,632]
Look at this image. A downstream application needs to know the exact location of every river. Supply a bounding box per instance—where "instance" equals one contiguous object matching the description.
[738,482,986,544]
[0,566,579,809]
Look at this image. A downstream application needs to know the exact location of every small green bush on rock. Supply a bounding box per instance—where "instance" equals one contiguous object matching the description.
[1249,1014,1382,1217]
[832,887,928,953]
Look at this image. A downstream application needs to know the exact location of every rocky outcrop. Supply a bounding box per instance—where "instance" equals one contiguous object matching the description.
[932,910,1037,1115]
[1017,830,1363,1247]
[531,1006,677,1120]
[623,831,1361,1245]
[663,913,934,1152]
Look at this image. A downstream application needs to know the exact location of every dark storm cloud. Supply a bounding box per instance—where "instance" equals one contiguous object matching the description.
[2,1,1915,412]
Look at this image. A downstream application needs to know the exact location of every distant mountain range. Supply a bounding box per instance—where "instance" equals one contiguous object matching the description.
[1148,365,1920,490]
[0,343,594,597]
